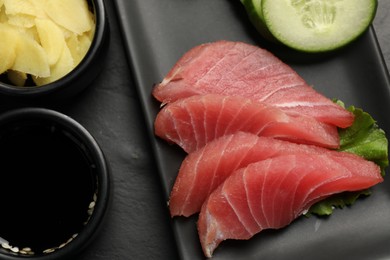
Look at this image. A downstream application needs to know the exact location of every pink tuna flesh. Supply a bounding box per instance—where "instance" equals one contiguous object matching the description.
[197,154,382,258]
[152,40,354,128]
[154,94,340,153]
[169,132,378,217]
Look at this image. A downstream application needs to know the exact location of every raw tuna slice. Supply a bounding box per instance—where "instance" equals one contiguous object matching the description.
[197,154,382,258]
[154,94,339,153]
[152,40,354,128]
[169,132,377,217]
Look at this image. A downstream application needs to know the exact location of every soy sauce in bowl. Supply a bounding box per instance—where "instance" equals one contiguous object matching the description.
[0,108,110,259]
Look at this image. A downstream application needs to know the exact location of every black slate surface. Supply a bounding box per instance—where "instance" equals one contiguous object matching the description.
[1,0,388,259]
[111,0,390,259]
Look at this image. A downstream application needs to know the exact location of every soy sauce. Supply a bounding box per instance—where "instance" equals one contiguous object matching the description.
[0,123,96,254]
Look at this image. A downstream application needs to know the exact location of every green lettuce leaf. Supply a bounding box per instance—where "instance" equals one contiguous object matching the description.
[307,190,372,216]
[338,104,388,174]
[307,101,388,216]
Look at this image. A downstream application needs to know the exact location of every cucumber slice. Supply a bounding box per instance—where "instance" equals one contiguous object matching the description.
[261,0,378,52]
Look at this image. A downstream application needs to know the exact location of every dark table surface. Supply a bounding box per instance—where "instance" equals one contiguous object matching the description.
[9,1,387,259]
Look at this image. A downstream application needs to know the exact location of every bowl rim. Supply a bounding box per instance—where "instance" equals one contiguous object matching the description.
[0,0,108,97]
[0,107,111,260]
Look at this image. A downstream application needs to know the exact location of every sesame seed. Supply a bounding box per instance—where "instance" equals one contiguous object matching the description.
[43,248,55,254]
[1,243,11,249]
[89,201,96,209]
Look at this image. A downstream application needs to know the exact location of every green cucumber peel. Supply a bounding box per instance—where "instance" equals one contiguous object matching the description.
[240,0,275,41]
[308,101,388,216]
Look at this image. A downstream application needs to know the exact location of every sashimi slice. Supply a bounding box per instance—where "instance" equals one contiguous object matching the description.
[154,94,339,153]
[169,132,377,217]
[152,40,354,128]
[197,154,382,257]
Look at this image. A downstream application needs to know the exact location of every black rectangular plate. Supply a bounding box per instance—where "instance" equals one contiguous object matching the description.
[113,1,390,259]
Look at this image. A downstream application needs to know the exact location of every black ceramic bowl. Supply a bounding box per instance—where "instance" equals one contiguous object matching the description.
[0,108,110,260]
[0,0,110,103]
